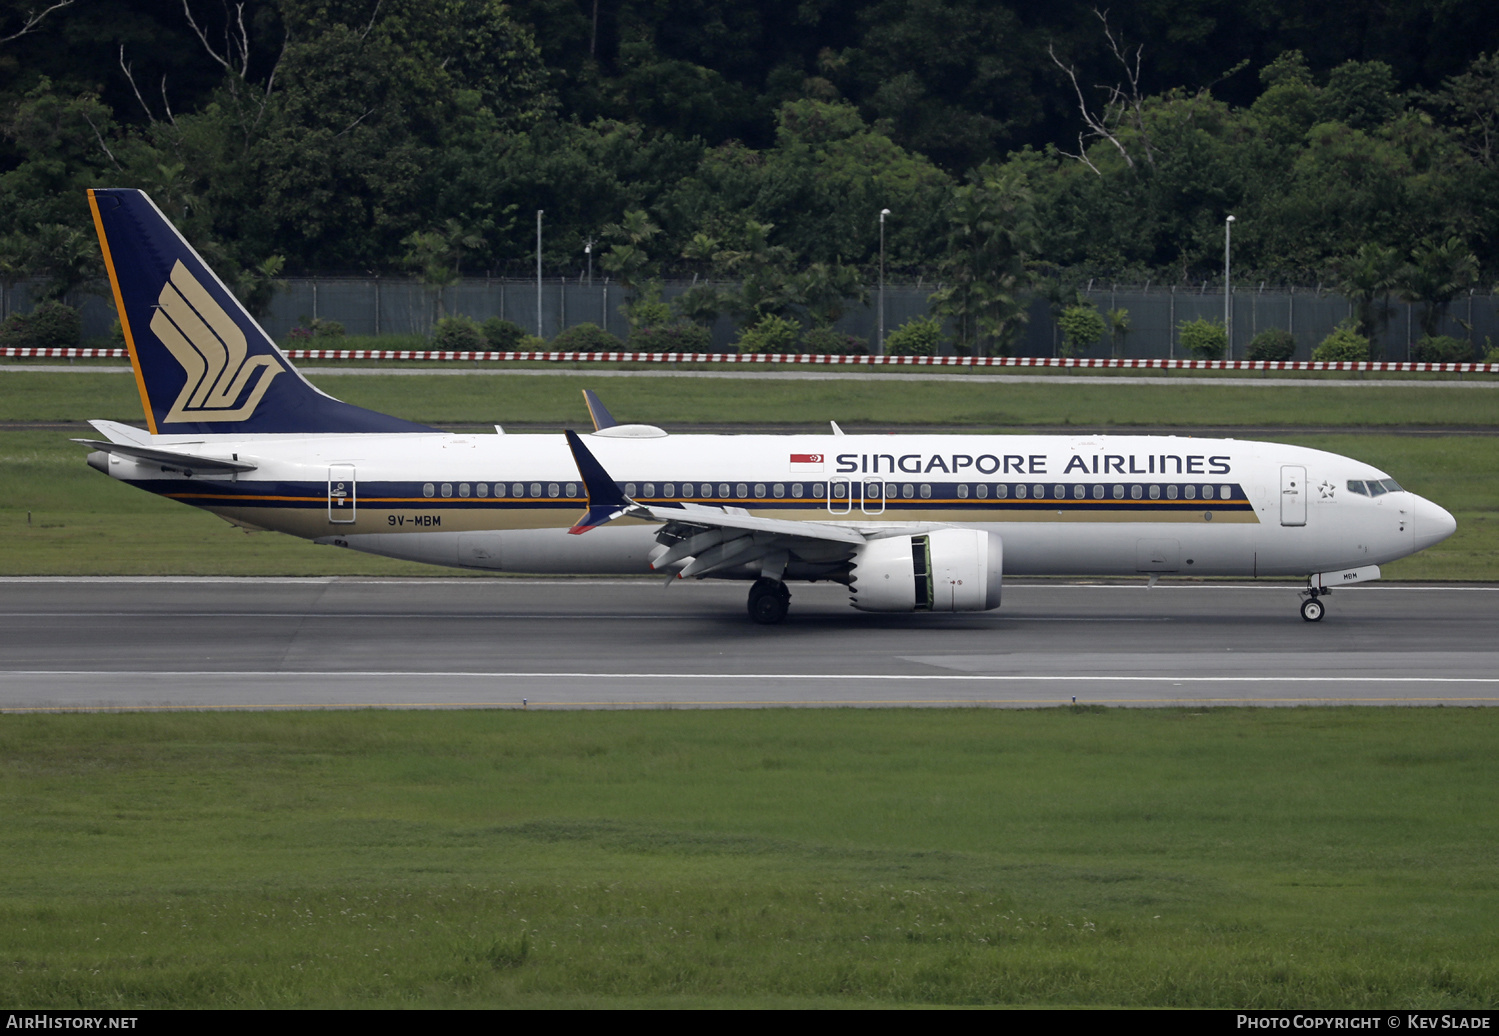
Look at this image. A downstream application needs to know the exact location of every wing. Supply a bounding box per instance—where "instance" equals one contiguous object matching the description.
[563,430,865,579]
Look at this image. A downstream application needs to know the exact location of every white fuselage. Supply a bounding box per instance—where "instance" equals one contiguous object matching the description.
[94,429,1455,582]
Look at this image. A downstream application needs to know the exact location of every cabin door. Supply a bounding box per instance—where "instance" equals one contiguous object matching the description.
[1280,465,1306,527]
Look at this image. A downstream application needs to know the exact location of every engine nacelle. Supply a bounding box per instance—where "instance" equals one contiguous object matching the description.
[848,529,1002,612]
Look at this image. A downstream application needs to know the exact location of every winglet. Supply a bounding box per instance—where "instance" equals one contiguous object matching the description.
[582,389,618,431]
[564,429,633,534]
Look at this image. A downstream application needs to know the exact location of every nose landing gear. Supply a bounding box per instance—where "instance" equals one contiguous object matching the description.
[748,578,792,624]
[1298,586,1328,622]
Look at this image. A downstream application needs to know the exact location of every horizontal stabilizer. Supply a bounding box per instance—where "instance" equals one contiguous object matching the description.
[73,439,257,476]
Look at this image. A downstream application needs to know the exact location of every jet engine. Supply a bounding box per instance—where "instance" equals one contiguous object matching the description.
[848,529,1002,612]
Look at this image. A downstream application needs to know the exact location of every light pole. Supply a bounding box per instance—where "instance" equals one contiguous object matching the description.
[584,238,593,287]
[536,210,544,340]
[879,208,891,354]
[1224,214,1235,360]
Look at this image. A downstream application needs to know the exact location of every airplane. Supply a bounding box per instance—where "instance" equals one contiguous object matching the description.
[77,188,1457,624]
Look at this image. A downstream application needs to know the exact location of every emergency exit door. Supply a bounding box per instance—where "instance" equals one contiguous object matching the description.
[328,463,357,523]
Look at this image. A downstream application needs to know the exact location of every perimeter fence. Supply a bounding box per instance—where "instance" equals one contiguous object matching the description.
[5,277,1497,361]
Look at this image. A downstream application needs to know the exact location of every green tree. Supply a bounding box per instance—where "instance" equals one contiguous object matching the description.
[929,165,1036,356]
[1336,243,1402,340]
[884,315,942,355]
[1312,319,1371,362]
[1056,297,1106,357]
[1178,317,1228,360]
[403,219,485,319]
[1106,307,1131,358]
[600,208,659,290]
[1400,237,1479,338]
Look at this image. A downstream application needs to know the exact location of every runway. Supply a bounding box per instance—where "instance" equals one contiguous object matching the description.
[3,578,1496,711]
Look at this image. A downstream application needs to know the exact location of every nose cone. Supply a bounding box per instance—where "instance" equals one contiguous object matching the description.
[1411,495,1457,552]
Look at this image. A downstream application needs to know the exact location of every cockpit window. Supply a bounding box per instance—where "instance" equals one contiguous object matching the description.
[1347,480,1368,496]
[1367,480,1387,497]
[1381,478,1403,493]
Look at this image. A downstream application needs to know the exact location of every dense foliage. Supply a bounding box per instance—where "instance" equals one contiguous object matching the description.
[2,0,1498,337]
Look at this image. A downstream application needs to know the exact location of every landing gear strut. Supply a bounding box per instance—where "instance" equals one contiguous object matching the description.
[1298,586,1328,622]
[747,578,791,625]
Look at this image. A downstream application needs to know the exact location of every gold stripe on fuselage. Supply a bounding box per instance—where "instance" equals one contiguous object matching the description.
[188,499,1261,539]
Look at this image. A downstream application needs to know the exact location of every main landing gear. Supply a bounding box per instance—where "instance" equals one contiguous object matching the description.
[1298,586,1329,622]
[748,578,792,625]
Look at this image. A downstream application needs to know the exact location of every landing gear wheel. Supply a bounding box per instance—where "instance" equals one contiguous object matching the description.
[1300,596,1325,622]
[747,578,791,625]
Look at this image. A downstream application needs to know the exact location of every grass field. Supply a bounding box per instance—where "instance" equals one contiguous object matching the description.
[5,368,1499,428]
[2,708,1496,1008]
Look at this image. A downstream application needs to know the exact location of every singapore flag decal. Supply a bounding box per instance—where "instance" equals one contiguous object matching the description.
[789,452,824,473]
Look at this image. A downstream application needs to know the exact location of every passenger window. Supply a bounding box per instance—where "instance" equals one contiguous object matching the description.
[566,483,578,498]
[1112,485,1124,499]
[976,484,988,499]
[1166,485,1178,500]
[755,484,766,498]
[1016,484,1027,499]
[1092,485,1104,499]
[1220,485,1232,499]
[1074,485,1085,499]
[920,484,931,499]
[477,483,488,498]
[833,483,846,499]
[459,483,470,497]
[736,483,748,498]
[512,483,523,497]
[625,483,636,496]
[957,484,969,499]
[441,483,452,498]
[548,483,560,498]
[530,483,541,497]
[664,483,675,498]
[903,483,914,498]
[423,483,434,498]
[1184,485,1196,500]
[1054,485,1065,499]
[643,483,655,498]
[1130,485,1142,500]
[1149,485,1160,500]
[813,483,824,497]
[791,483,803,497]
[719,483,730,498]
[773,484,784,498]
[1203,485,1214,500]
[995,484,1008,499]
[1033,485,1045,499]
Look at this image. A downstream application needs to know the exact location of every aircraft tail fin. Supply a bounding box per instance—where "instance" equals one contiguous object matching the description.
[87,188,434,435]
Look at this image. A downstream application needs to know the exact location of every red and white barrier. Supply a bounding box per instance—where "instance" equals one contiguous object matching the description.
[5,345,1497,374]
